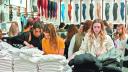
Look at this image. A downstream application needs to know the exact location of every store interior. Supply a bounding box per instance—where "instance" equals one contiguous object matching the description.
[0,0,128,72]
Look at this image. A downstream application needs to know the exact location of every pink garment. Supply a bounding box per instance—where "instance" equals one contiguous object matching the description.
[43,0,48,18]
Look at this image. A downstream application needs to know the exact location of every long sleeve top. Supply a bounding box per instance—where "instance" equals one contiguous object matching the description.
[74,34,114,61]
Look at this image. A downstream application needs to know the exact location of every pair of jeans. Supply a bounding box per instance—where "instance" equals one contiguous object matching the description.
[113,3,118,21]
[89,3,94,20]
[61,3,65,21]
[120,2,125,20]
[82,4,86,20]
[75,4,79,22]
[105,3,110,21]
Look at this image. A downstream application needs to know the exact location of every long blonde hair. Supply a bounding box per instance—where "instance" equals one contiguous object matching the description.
[88,19,106,48]
[8,21,19,37]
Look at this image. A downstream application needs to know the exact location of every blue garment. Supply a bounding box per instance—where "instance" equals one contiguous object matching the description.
[105,3,110,21]
[20,14,27,31]
[89,3,94,20]
[82,4,86,20]
[53,2,57,18]
[113,3,118,21]
[75,4,79,22]
[61,3,65,21]
[120,2,125,20]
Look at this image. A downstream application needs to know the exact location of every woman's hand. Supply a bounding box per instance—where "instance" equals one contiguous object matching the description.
[96,48,106,57]
[24,41,34,48]
[68,54,75,62]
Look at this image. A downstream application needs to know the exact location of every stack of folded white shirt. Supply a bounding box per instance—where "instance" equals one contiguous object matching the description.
[0,57,13,72]
[13,58,38,72]
[38,55,72,72]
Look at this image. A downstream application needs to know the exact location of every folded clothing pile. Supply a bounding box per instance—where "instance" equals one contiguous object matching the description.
[38,55,72,72]
[13,58,38,72]
[0,56,13,72]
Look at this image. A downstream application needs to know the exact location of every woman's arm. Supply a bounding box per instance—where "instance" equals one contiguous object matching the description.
[68,35,76,58]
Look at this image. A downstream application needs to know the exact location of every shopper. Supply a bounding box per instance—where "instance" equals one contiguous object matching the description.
[23,18,33,32]
[42,23,65,55]
[64,24,78,58]
[6,22,43,50]
[69,19,114,60]
[103,20,112,38]
[114,24,128,49]
[68,20,92,58]
[57,22,67,39]
[8,21,20,37]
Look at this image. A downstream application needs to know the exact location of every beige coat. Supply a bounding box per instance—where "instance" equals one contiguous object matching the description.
[75,34,114,60]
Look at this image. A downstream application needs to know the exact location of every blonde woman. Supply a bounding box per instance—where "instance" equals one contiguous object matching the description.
[114,24,128,49]
[69,19,114,60]
[8,21,19,37]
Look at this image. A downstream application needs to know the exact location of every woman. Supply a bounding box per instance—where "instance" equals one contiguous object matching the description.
[8,21,19,37]
[64,24,78,58]
[69,19,114,60]
[42,23,65,55]
[68,20,92,58]
[23,18,33,32]
[114,24,128,62]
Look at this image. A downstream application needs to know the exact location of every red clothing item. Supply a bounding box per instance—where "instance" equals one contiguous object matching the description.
[68,4,72,21]
[37,0,42,16]
[43,0,48,18]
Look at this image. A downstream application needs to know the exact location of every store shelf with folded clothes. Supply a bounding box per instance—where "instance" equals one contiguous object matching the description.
[13,58,38,72]
[0,57,13,72]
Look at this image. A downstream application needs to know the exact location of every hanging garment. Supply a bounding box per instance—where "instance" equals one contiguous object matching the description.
[0,11,5,22]
[82,3,86,20]
[9,10,13,21]
[43,0,48,18]
[20,14,27,31]
[75,4,79,22]
[105,3,110,21]
[89,3,94,20]
[68,3,72,21]
[51,1,54,18]
[120,2,125,21]
[96,3,101,19]
[113,3,118,21]
[37,0,42,16]
[48,0,51,18]
[53,2,57,19]
[61,3,65,21]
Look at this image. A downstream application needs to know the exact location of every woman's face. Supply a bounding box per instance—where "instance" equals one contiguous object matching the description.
[93,23,101,35]
[116,26,122,34]
[43,32,50,39]
[79,25,83,33]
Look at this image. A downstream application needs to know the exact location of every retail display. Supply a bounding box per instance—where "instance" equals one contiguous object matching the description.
[61,2,65,21]
[75,4,79,22]
[68,3,72,21]
[120,2,125,21]
[105,3,110,21]
[82,3,86,20]
[113,2,118,21]
[0,41,71,72]
[96,2,101,19]
[89,1,94,20]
